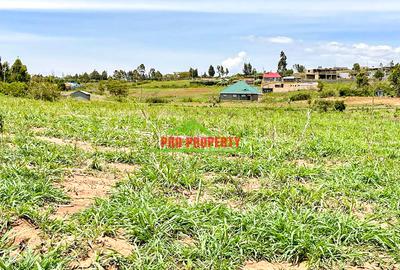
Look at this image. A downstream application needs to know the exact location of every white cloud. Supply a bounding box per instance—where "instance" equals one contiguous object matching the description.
[243,35,294,44]
[2,0,400,14]
[222,51,247,70]
[305,41,400,66]
[267,36,294,44]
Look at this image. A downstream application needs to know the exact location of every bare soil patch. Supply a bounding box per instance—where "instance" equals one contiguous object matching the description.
[107,163,138,174]
[53,172,118,218]
[36,136,131,153]
[31,127,48,133]
[241,178,262,193]
[243,261,308,270]
[71,236,134,268]
[177,235,196,247]
[292,159,316,168]
[9,219,43,252]
[343,97,400,107]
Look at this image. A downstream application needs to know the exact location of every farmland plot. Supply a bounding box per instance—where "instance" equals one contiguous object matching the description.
[0,95,400,269]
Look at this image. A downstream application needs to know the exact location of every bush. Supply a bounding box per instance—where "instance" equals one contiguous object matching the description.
[107,81,129,97]
[0,82,28,97]
[333,101,346,112]
[317,81,324,91]
[28,82,60,101]
[145,97,169,103]
[320,89,336,98]
[313,99,346,112]
[339,86,372,97]
[289,93,311,102]
[57,82,67,91]
[313,100,331,112]
[0,114,4,134]
[182,97,194,102]
[217,80,229,86]
[98,81,106,95]
[190,80,218,86]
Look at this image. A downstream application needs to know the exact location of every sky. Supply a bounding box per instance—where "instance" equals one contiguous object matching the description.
[0,0,400,76]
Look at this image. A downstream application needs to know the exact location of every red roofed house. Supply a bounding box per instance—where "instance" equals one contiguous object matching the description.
[263,72,282,82]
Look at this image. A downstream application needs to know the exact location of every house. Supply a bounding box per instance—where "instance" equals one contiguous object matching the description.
[283,76,300,83]
[220,81,262,101]
[70,90,91,101]
[262,82,318,93]
[65,82,81,90]
[305,67,350,80]
[263,72,282,82]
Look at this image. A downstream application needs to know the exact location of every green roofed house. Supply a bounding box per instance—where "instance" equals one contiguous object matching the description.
[220,81,262,101]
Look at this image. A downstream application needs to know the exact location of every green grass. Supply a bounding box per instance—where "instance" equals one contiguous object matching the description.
[0,94,400,269]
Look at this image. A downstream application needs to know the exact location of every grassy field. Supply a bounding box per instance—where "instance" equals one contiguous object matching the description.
[1,92,400,269]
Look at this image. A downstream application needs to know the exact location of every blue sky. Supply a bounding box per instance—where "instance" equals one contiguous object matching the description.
[0,0,400,75]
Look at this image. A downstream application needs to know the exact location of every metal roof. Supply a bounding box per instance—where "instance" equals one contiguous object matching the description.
[263,72,281,78]
[72,90,91,96]
[220,81,261,95]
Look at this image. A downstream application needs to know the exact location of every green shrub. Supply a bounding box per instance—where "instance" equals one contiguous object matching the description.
[317,81,324,91]
[313,100,331,112]
[320,89,336,98]
[339,86,372,97]
[313,99,346,112]
[28,82,60,101]
[289,93,311,102]
[0,82,28,97]
[0,114,4,134]
[145,97,169,103]
[57,82,67,91]
[190,80,218,86]
[217,80,229,86]
[107,81,129,97]
[333,100,346,112]
[98,81,106,95]
[182,97,194,102]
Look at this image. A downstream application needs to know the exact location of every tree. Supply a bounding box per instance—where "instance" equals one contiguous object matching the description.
[154,71,163,81]
[374,70,385,81]
[284,69,294,77]
[353,63,361,72]
[148,68,156,80]
[389,64,400,97]
[0,57,3,82]
[101,70,108,80]
[355,70,369,88]
[9,58,30,82]
[208,65,215,77]
[90,70,101,81]
[80,72,90,83]
[293,64,306,73]
[225,68,229,77]
[243,63,254,76]
[277,51,288,76]
[2,62,10,82]
[113,70,127,81]
[189,68,198,79]
[107,80,128,98]
[132,70,141,81]
[137,64,146,80]
[217,65,223,77]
